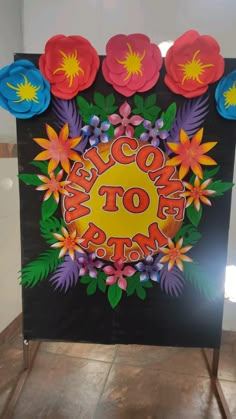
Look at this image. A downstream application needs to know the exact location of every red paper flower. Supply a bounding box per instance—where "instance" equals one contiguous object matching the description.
[164,30,224,98]
[102,34,162,97]
[39,34,99,99]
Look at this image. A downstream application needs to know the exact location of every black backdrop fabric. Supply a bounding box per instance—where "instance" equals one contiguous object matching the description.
[16,54,236,348]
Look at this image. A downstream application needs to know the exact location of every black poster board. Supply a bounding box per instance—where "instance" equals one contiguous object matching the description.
[16,54,236,348]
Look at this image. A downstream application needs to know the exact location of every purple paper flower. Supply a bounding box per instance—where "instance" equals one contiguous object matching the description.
[78,252,104,278]
[140,118,169,147]
[81,115,110,147]
[135,255,163,282]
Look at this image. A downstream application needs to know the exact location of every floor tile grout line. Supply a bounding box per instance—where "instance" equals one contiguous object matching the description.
[93,345,120,418]
[40,347,115,365]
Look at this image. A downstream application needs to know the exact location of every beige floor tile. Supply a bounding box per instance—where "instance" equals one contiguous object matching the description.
[13,351,111,419]
[41,341,117,363]
[94,364,222,419]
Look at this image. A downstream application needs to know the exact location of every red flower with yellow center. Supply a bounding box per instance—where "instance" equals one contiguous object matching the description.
[102,34,162,97]
[182,176,216,211]
[164,30,224,98]
[167,128,217,180]
[36,169,70,203]
[33,123,82,174]
[51,227,84,260]
[39,34,99,99]
[160,238,192,272]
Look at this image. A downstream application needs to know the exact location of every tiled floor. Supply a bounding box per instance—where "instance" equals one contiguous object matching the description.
[0,330,236,418]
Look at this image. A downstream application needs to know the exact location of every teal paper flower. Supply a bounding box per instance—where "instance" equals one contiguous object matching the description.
[0,59,50,119]
[215,71,236,120]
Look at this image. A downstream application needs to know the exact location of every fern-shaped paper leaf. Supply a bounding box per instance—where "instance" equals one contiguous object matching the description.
[50,253,80,292]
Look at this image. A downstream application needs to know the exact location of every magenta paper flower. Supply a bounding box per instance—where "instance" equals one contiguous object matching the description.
[103,259,136,291]
[102,33,162,97]
[78,253,104,278]
[108,101,143,137]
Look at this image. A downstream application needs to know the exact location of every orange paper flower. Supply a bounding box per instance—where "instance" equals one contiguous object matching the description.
[164,30,224,98]
[167,128,217,180]
[39,34,99,99]
[182,176,216,211]
[51,227,84,260]
[36,169,70,203]
[33,123,82,174]
[160,237,192,272]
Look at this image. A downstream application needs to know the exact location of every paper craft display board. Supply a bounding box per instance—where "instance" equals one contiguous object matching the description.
[11,34,235,348]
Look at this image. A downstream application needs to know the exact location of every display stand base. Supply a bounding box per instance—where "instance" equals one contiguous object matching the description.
[2,340,232,418]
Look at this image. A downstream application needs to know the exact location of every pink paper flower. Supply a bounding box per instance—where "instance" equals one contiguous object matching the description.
[103,259,136,291]
[108,101,143,137]
[102,34,162,97]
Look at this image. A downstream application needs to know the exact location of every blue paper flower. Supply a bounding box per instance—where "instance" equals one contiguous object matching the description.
[82,115,110,146]
[135,255,163,282]
[215,71,236,120]
[140,118,169,147]
[0,59,50,119]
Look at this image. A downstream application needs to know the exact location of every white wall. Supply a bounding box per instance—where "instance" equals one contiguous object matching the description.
[0,0,23,333]
[0,0,23,142]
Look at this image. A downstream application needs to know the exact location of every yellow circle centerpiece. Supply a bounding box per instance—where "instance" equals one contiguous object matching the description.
[63,137,185,262]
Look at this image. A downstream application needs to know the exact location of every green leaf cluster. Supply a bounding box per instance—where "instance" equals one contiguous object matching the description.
[126,273,153,300]
[80,271,107,296]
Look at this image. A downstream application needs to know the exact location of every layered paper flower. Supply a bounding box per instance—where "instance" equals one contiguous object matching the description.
[103,259,136,291]
[160,238,192,272]
[36,170,70,203]
[140,119,168,147]
[164,30,224,98]
[102,34,162,97]
[182,176,216,211]
[0,60,50,119]
[167,128,217,179]
[77,253,104,278]
[135,255,163,282]
[82,115,110,146]
[39,34,99,99]
[215,71,236,120]
[33,123,82,174]
[108,101,143,137]
[51,227,85,260]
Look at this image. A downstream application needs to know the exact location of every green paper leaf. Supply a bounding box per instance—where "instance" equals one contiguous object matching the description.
[210,180,234,197]
[40,217,65,244]
[134,95,144,109]
[108,283,122,308]
[186,204,202,227]
[136,285,146,300]
[145,106,161,117]
[174,224,202,246]
[105,93,116,107]
[20,249,62,287]
[98,274,106,293]
[76,96,91,113]
[80,275,92,285]
[29,161,49,175]
[132,108,143,115]
[86,280,97,295]
[94,92,105,108]
[41,195,58,220]
[126,278,136,296]
[203,166,220,179]
[142,280,153,288]
[134,124,145,139]
[161,103,177,131]
[183,262,217,299]
[144,94,156,108]
[18,174,43,186]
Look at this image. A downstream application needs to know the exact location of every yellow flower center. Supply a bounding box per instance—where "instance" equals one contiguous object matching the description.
[179,50,214,85]
[7,74,40,103]
[54,50,84,87]
[223,82,236,108]
[117,43,146,81]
